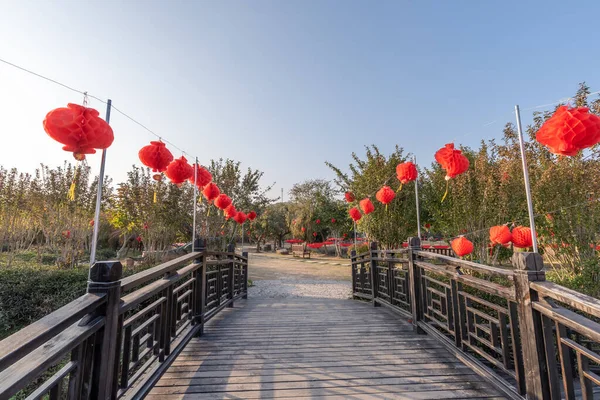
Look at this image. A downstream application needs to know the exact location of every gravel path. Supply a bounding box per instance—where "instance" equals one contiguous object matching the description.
[246,253,352,299]
[248,279,352,299]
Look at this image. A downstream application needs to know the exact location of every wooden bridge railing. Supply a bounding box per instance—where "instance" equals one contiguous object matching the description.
[351,237,600,400]
[0,247,249,400]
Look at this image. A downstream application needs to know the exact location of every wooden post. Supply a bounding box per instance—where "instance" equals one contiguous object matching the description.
[242,251,248,299]
[350,250,357,298]
[196,253,208,337]
[369,242,379,307]
[87,261,122,400]
[407,237,423,332]
[512,252,550,400]
[227,246,235,307]
[193,252,205,326]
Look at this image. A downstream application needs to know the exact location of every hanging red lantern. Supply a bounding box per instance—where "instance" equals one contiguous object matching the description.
[301,227,306,232]
[234,211,247,224]
[247,211,257,221]
[396,161,418,191]
[489,225,512,245]
[349,207,362,222]
[316,219,321,224]
[224,204,237,219]
[331,218,336,223]
[359,198,375,215]
[165,156,193,185]
[89,219,94,227]
[43,103,114,160]
[512,226,534,248]
[435,143,470,202]
[535,106,600,156]
[136,236,142,243]
[451,236,473,257]
[214,194,232,210]
[424,223,431,229]
[313,232,318,237]
[138,141,174,181]
[189,164,212,188]
[344,192,355,203]
[375,186,395,210]
[202,182,220,202]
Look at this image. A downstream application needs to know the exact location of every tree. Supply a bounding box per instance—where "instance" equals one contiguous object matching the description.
[326,145,417,249]
[250,202,291,250]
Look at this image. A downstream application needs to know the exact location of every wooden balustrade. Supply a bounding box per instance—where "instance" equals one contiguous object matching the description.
[351,238,600,400]
[0,248,249,400]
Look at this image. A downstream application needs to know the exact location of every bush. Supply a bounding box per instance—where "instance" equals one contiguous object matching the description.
[0,267,88,338]
[0,261,157,340]
[348,243,370,255]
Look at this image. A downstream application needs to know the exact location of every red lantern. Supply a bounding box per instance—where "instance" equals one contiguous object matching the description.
[344,192,355,203]
[247,211,257,221]
[165,156,193,185]
[89,219,94,227]
[331,218,336,223]
[136,236,142,243]
[435,143,470,179]
[396,161,418,190]
[234,211,247,224]
[424,223,431,229]
[224,204,237,219]
[301,227,306,232]
[202,183,220,202]
[138,141,174,181]
[43,103,114,160]
[451,236,473,257]
[359,198,375,215]
[489,225,512,245]
[313,232,318,237]
[214,194,232,210]
[535,106,600,156]
[512,226,534,248]
[316,219,321,224]
[375,186,395,210]
[435,143,469,201]
[189,164,212,188]
[349,207,362,222]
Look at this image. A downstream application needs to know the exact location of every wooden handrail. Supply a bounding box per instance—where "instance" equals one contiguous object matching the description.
[415,250,514,278]
[0,293,105,372]
[530,280,600,316]
[120,252,201,291]
[0,248,249,400]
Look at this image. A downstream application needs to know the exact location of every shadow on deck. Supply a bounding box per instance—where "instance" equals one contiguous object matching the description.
[147,298,506,399]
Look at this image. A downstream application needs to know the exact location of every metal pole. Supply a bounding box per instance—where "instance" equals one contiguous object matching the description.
[241,221,244,252]
[192,157,198,252]
[89,99,112,268]
[354,221,357,248]
[514,105,538,252]
[414,156,421,241]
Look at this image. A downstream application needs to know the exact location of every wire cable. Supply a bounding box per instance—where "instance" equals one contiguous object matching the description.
[0,57,197,160]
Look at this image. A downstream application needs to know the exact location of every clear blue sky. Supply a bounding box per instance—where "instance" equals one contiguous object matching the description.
[1,0,599,198]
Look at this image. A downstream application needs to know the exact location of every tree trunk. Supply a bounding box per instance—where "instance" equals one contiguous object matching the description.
[117,234,135,259]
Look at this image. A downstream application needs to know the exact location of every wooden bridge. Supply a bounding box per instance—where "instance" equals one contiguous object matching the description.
[1,239,599,400]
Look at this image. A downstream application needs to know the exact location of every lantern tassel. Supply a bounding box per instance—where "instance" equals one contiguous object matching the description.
[67,166,79,201]
[153,190,157,204]
[441,180,450,203]
[386,204,388,212]
[68,181,76,201]
[396,183,403,193]
[207,207,211,217]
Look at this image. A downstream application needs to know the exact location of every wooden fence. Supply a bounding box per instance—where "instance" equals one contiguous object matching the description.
[0,248,248,400]
[351,238,600,400]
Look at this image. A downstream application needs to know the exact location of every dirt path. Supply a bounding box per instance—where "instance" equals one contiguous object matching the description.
[246,252,352,299]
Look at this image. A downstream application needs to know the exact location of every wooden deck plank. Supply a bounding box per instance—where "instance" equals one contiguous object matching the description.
[148,298,506,399]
